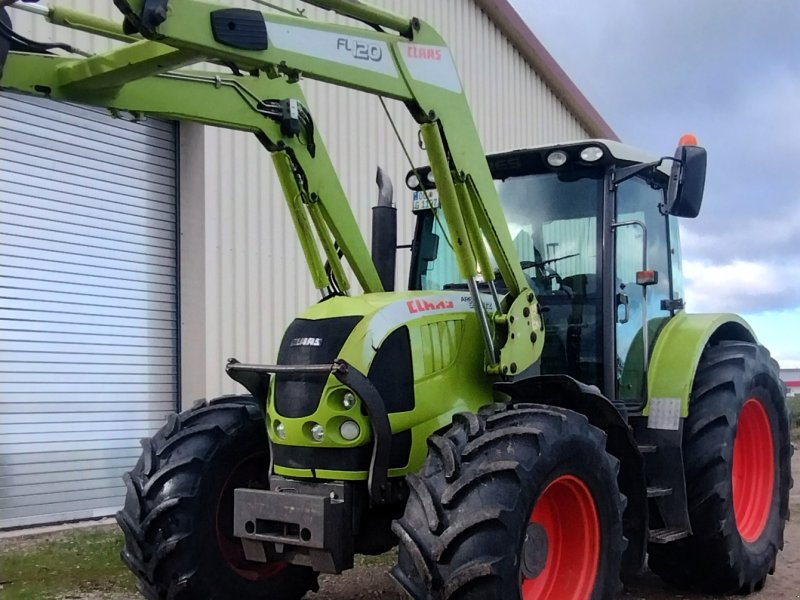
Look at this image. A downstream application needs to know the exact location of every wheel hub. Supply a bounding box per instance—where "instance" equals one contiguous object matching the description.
[521,474,600,600]
[521,522,549,579]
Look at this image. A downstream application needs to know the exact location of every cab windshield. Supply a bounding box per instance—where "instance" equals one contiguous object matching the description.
[419,171,605,385]
[421,172,603,294]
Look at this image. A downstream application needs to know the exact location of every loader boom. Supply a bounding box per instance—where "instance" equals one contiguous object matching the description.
[0,0,542,374]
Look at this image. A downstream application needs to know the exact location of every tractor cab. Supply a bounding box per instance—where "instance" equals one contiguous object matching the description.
[406,139,706,411]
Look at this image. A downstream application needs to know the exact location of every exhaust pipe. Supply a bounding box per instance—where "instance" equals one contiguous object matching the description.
[0,8,12,78]
[372,167,397,292]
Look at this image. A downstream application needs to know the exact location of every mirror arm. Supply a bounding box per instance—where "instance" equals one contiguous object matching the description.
[612,156,678,189]
[612,161,659,188]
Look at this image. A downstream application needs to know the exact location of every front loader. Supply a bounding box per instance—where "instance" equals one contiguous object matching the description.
[0,1,791,599]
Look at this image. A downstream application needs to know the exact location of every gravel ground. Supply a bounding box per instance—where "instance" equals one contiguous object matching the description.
[319,480,800,599]
[30,453,800,600]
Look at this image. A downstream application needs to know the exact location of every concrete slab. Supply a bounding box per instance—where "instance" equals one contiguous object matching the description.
[0,517,116,541]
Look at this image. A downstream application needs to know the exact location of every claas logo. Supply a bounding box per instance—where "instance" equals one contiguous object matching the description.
[407,298,455,313]
[406,45,443,60]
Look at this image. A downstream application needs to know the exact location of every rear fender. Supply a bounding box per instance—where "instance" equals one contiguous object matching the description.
[495,375,647,577]
[646,312,756,417]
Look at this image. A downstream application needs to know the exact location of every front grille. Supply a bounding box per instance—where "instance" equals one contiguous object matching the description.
[274,316,362,418]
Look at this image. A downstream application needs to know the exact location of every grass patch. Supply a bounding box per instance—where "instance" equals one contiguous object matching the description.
[355,549,397,568]
[0,526,397,600]
[0,527,135,600]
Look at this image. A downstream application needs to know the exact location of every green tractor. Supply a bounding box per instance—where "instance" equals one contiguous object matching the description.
[0,1,791,599]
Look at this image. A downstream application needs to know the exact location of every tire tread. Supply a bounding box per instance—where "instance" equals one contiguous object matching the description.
[648,342,791,594]
[392,404,624,599]
[117,396,317,600]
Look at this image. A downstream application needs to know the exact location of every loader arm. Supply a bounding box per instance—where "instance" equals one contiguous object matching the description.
[0,0,543,374]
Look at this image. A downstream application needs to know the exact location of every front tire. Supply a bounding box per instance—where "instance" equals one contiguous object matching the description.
[116,396,319,600]
[648,341,792,594]
[391,404,625,600]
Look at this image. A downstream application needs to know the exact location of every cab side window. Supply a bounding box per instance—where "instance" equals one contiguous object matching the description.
[615,177,671,402]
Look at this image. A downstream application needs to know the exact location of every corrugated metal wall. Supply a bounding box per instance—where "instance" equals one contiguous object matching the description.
[8,1,591,403]
[0,93,177,528]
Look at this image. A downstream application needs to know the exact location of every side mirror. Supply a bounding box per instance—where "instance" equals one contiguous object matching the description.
[665,144,707,218]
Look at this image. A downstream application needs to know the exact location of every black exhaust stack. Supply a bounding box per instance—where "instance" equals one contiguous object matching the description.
[372,167,397,292]
[0,9,12,78]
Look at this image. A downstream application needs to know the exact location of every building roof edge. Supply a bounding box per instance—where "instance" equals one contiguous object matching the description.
[474,0,619,141]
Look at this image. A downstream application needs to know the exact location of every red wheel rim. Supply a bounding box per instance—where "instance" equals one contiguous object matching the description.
[216,453,288,581]
[521,475,600,600]
[732,398,775,542]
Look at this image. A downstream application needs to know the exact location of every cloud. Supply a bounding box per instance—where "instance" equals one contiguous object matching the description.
[513,0,800,304]
[512,1,800,364]
[680,201,800,265]
[684,259,800,314]
[739,308,800,370]
[775,357,800,370]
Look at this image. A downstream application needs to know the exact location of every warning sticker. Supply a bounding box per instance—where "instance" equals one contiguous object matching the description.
[647,397,682,430]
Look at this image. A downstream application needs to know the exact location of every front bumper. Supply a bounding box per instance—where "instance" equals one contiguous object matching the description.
[233,478,354,573]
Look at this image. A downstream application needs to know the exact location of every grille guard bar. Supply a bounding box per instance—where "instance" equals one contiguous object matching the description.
[226,358,394,503]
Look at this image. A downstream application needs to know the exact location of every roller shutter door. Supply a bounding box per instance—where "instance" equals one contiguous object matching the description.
[0,93,178,529]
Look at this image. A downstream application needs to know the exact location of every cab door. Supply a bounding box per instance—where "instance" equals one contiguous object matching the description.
[614,177,673,407]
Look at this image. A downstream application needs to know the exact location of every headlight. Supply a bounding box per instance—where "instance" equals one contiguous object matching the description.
[342,392,356,410]
[546,150,568,167]
[339,420,361,441]
[310,423,325,442]
[275,421,286,439]
[580,146,604,162]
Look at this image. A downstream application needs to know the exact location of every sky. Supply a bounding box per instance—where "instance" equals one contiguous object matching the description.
[511,0,800,368]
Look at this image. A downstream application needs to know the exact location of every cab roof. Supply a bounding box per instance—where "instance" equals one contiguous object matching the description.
[488,139,671,178]
[406,139,671,193]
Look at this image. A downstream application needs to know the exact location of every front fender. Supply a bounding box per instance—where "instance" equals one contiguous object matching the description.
[646,312,756,417]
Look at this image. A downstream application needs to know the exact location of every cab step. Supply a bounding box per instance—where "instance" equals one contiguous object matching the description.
[638,444,657,454]
[649,527,690,544]
[647,486,673,498]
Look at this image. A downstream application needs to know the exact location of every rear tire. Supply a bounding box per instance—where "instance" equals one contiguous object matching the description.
[117,396,319,600]
[648,341,792,594]
[391,403,625,600]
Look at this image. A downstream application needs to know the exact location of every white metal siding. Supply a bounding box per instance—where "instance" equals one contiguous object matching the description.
[8,2,595,400]
[198,0,590,397]
[0,93,178,529]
